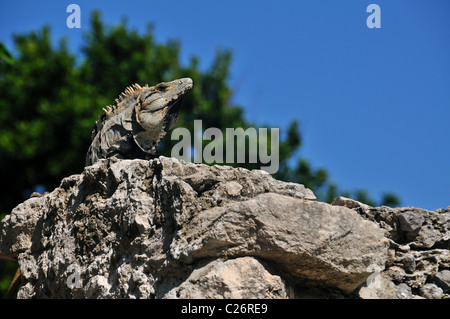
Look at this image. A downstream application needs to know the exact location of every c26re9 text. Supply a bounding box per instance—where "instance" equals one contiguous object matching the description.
[181,303,268,316]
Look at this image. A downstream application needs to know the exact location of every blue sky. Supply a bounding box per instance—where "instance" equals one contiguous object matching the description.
[1,1,449,210]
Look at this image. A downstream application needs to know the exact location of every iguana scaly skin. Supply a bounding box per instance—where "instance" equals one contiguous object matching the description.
[86,78,193,166]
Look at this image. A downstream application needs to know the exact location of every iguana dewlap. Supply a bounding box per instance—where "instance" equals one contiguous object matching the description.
[86,78,193,166]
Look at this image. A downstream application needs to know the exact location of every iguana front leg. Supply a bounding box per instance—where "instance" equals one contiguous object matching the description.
[105,132,154,160]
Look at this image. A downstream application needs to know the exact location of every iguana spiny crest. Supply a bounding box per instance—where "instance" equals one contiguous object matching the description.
[86,78,193,166]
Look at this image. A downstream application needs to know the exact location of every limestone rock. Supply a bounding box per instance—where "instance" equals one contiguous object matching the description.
[332,199,450,299]
[394,283,412,299]
[398,211,424,232]
[164,257,289,299]
[420,283,444,299]
[434,270,450,293]
[0,157,388,298]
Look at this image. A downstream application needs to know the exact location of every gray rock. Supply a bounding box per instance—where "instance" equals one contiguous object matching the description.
[420,283,444,299]
[403,254,416,273]
[398,211,424,232]
[434,270,450,293]
[394,283,412,299]
[415,225,441,249]
[3,156,449,299]
[331,196,372,210]
[343,204,450,299]
[0,157,388,298]
[164,257,289,299]
[173,192,388,293]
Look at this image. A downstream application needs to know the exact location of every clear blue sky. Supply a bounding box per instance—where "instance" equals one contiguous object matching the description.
[1,1,449,210]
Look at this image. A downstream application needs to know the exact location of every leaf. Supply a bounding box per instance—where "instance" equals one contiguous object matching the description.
[0,43,14,65]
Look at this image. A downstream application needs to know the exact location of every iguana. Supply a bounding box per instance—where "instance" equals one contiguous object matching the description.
[86,77,193,166]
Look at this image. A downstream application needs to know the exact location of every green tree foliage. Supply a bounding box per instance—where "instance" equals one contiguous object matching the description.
[0,43,14,65]
[0,12,400,298]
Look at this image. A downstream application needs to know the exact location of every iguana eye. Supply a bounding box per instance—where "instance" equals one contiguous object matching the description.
[157,84,169,92]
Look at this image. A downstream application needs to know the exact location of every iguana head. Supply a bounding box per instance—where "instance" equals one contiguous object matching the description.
[134,77,193,153]
[136,77,193,131]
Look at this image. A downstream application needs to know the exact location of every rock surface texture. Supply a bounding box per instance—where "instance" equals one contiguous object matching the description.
[0,157,448,299]
[332,197,450,299]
